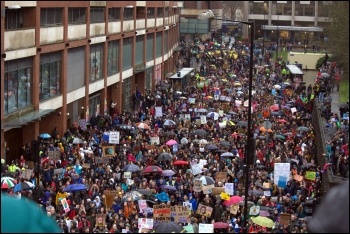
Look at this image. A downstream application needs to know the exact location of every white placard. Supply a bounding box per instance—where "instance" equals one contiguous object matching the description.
[124,172,131,179]
[218,110,224,117]
[291,107,297,113]
[188,98,196,104]
[78,119,87,130]
[185,114,191,119]
[155,106,163,117]
[235,100,242,106]
[200,116,207,124]
[224,183,234,195]
[109,131,120,144]
[225,96,232,102]
[199,159,207,166]
[220,96,226,101]
[264,190,271,197]
[150,137,160,145]
[191,164,203,175]
[273,163,291,185]
[138,218,154,229]
[199,223,214,233]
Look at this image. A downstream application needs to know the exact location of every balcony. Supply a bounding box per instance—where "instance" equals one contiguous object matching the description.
[40,26,64,45]
[90,23,105,37]
[4,28,35,51]
[147,18,155,28]
[68,24,87,41]
[90,1,106,7]
[5,1,36,7]
[123,20,134,32]
[156,18,163,27]
[108,21,121,35]
[136,19,146,30]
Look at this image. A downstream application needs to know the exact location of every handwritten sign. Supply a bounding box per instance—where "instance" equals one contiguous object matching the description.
[138,200,148,212]
[95,156,109,164]
[225,183,234,195]
[150,137,160,145]
[215,172,227,183]
[171,206,191,223]
[193,179,203,192]
[202,184,214,194]
[274,163,290,186]
[293,174,303,182]
[230,205,239,215]
[124,172,131,179]
[153,204,171,224]
[138,218,154,229]
[279,213,291,226]
[47,150,60,161]
[212,187,225,195]
[155,106,163,117]
[109,131,120,144]
[200,116,207,124]
[191,164,203,175]
[199,159,207,166]
[104,190,118,209]
[199,223,213,233]
[305,171,316,181]
[197,203,213,217]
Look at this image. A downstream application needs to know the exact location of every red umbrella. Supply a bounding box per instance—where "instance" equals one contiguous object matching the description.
[214,222,229,229]
[223,196,243,206]
[173,160,188,166]
[143,165,163,173]
[127,154,136,162]
[278,119,288,123]
[269,104,279,111]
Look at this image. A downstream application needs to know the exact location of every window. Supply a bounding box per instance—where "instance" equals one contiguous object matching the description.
[40,52,62,101]
[164,30,168,54]
[124,8,134,20]
[146,34,154,61]
[5,9,23,30]
[123,77,132,111]
[40,8,63,26]
[90,43,104,82]
[147,7,155,18]
[67,47,85,92]
[156,32,162,57]
[89,94,101,117]
[122,38,132,70]
[68,8,86,24]
[90,7,105,23]
[135,36,144,65]
[4,57,33,114]
[164,7,169,17]
[108,40,119,76]
[108,8,121,21]
[157,8,164,18]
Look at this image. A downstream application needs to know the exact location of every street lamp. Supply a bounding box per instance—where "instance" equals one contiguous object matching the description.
[198,10,255,233]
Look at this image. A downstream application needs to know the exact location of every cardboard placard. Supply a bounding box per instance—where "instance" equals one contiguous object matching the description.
[183,202,192,211]
[53,168,63,175]
[104,190,118,209]
[202,184,214,194]
[153,204,171,224]
[196,203,213,217]
[95,156,109,164]
[293,174,303,182]
[47,150,61,161]
[279,213,291,226]
[212,187,225,195]
[230,205,239,215]
[171,206,191,223]
[215,172,227,183]
[102,146,115,157]
[138,218,154,229]
[193,179,203,192]
[82,163,90,169]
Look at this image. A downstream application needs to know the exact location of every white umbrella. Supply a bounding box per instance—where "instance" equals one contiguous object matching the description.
[180,137,188,144]
[274,84,282,90]
[163,119,176,126]
[72,138,84,144]
[199,139,208,144]
[137,123,150,129]
[196,108,208,113]
[221,152,235,157]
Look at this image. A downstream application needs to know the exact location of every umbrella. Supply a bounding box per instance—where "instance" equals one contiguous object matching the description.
[281,105,291,110]
[39,133,51,139]
[163,131,176,136]
[221,152,234,157]
[239,200,255,207]
[63,183,87,192]
[1,177,17,189]
[123,164,141,172]
[180,137,188,144]
[259,210,270,217]
[162,169,176,177]
[158,153,173,161]
[263,120,272,130]
[214,222,229,229]
[249,206,261,216]
[251,216,275,228]
[237,90,244,95]
[166,139,178,146]
[196,108,208,113]
[260,126,267,132]
[278,119,288,123]
[135,189,153,196]
[72,137,84,144]
[219,140,231,147]
[207,112,219,119]
[321,73,330,78]
[248,190,264,196]
[274,84,282,90]
[143,165,163,173]
[223,196,243,206]
[190,129,207,136]
[13,181,35,193]
[269,104,280,111]
[154,191,170,202]
[160,185,177,191]
[137,123,150,130]
[297,126,309,131]
[173,160,188,166]
[275,135,286,140]
[204,95,213,100]
[205,144,218,150]
[199,139,208,144]
[153,222,185,233]
[238,121,248,127]
[163,119,176,126]
[195,176,215,185]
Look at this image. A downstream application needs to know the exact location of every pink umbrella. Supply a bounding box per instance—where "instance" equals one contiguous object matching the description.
[259,210,270,217]
[166,139,178,146]
[277,119,288,123]
[223,196,243,206]
[269,104,279,111]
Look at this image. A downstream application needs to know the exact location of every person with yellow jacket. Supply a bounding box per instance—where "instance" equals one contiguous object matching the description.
[56,187,69,214]
[8,161,19,173]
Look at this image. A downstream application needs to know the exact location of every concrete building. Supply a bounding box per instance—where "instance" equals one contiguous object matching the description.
[1,1,182,162]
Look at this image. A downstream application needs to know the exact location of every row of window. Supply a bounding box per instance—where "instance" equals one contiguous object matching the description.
[5,7,174,29]
[4,34,170,114]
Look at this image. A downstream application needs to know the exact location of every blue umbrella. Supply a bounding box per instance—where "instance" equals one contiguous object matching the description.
[63,183,88,192]
[123,164,141,172]
[162,170,176,177]
[39,133,51,139]
[154,191,170,202]
[14,181,35,193]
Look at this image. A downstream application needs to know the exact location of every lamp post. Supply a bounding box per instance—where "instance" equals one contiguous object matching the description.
[198,10,255,233]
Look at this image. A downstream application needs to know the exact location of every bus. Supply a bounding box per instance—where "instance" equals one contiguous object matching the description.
[169,67,194,89]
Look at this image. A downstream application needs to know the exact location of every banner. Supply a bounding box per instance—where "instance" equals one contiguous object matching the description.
[109,131,120,144]
[197,203,213,217]
[199,224,213,233]
[153,204,171,224]
[155,106,163,117]
[171,206,190,223]
[225,183,234,195]
[138,218,154,229]
[274,163,290,186]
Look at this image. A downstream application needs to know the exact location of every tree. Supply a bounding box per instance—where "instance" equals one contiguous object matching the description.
[323,2,349,102]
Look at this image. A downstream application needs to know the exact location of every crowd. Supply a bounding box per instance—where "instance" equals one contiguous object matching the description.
[1,32,348,234]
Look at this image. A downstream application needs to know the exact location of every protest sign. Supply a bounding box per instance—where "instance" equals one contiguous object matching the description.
[150,137,160,145]
[109,131,120,144]
[155,106,163,117]
[103,190,118,209]
[202,184,214,194]
[212,187,225,195]
[138,200,148,212]
[183,202,192,211]
[138,218,154,229]
[230,205,239,215]
[215,172,227,183]
[274,163,290,185]
[171,206,190,223]
[197,203,213,217]
[199,223,213,233]
[191,164,202,175]
[153,204,171,224]
[95,156,110,164]
[184,114,191,119]
[279,213,291,226]
[237,170,243,179]
[184,225,194,233]
[199,159,207,166]
[102,146,115,157]
[200,115,207,124]
[193,179,203,192]
[305,171,316,181]
[124,172,131,179]
[293,174,303,182]
[61,198,70,213]
[47,150,60,161]
[263,190,271,197]
[224,183,234,195]
[82,163,90,169]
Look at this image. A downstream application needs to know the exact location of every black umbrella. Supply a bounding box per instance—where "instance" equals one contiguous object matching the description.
[205,144,218,150]
[153,222,185,233]
[219,140,231,147]
[157,153,173,161]
[135,189,153,196]
[163,131,176,136]
[190,129,207,136]
[189,154,201,159]
[123,164,141,172]
[248,189,264,196]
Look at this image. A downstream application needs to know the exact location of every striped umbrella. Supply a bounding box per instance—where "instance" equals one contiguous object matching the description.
[1,177,17,189]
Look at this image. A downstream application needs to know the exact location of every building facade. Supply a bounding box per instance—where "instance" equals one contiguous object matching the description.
[1,1,181,162]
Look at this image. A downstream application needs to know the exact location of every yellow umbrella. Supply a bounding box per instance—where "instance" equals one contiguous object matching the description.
[251,216,275,228]
[221,79,228,82]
